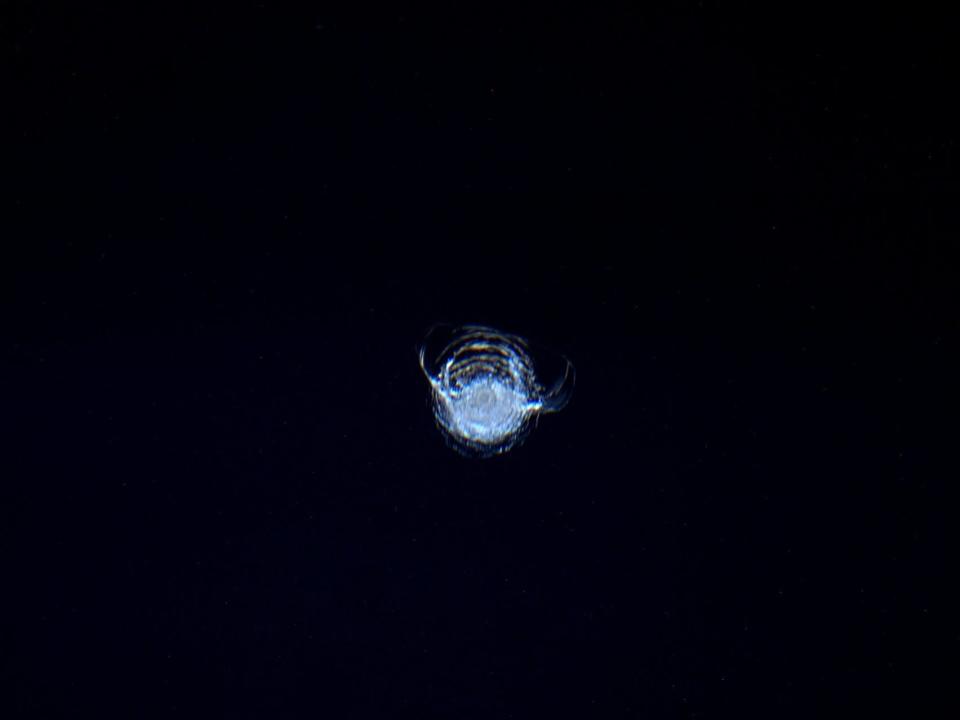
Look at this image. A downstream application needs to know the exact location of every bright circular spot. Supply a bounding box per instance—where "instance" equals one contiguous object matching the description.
[418,324,575,457]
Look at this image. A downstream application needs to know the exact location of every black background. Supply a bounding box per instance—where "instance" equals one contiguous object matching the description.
[4,2,958,717]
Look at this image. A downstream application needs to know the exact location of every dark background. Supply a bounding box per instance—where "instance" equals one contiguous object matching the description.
[4,2,958,717]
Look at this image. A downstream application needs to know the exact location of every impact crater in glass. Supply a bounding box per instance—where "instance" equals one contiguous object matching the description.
[418,324,574,457]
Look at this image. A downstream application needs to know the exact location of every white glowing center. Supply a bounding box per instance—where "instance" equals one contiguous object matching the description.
[443,376,530,444]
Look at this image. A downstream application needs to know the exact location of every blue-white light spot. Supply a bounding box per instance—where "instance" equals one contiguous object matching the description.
[418,325,574,457]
